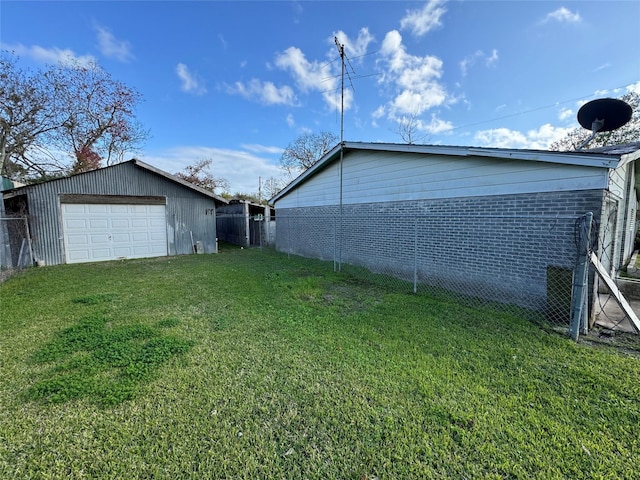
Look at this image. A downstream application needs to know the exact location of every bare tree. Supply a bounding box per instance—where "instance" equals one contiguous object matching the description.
[550,91,640,151]
[0,51,148,180]
[174,158,230,194]
[392,110,428,144]
[0,53,60,178]
[48,61,149,173]
[279,130,338,179]
[262,176,285,199]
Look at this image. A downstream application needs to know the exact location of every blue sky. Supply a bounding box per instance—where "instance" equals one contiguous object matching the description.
[2,0,639,195]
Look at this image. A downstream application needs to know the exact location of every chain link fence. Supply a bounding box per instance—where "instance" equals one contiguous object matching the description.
[590,207,640,341]
[0,216,34,280]
[272,212,639,342]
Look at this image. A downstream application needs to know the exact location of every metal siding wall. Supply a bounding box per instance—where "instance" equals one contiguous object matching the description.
[169,196,218,254]
[19,162,218,265]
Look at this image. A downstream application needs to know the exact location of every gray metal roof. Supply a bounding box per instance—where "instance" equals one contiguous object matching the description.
[3,159,229,204]
[270,141,640,203]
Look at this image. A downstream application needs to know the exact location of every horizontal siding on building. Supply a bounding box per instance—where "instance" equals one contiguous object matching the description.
[276,150,610,209]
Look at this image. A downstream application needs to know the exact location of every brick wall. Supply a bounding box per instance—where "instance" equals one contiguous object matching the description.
[275,190,605,311]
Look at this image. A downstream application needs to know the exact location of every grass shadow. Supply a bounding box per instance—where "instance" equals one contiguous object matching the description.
[25,314,194,406]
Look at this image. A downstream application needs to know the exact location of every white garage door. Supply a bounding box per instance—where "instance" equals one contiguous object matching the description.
[62,203,168,264]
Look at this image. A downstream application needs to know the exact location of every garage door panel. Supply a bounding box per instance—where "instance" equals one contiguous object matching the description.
[67,234,89,245]
[113,247,133,257]
[109,205,129,214]
[89,219,109,229]
[89,234,110,244]
[67,251,90,261]
[64,204,88,214]
[131,218,149,228]
[62,203,168,264]
[88,204,109,214]
[65,219,87,229]
[131,232,150,242]
[111,218,130,228]
[132,246,153,255]
[112,233,131,243]
[149,244,167,255]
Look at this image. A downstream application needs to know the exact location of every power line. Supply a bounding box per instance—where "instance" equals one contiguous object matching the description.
[447,82,638,133]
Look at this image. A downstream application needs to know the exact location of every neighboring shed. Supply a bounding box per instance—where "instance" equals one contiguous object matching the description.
[216,199,275,248]
[270,142,640,316]
[1,159,227,266]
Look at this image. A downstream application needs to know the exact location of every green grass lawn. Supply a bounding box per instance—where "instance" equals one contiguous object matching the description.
[1,246,639,479]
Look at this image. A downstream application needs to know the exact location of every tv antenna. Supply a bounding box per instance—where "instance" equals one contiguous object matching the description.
[575,97,632,150]
[334,37,345,144]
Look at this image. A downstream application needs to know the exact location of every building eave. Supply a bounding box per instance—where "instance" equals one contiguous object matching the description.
[270,142,632,204]
[132,159,228,204]
[2,159,229,205]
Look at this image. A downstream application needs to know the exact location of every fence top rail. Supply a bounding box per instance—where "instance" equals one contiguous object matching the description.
[276,213,587,221]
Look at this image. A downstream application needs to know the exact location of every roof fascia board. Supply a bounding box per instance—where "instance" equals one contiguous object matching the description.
[346,142,620,168]
[271,143,343,202]
[270,142,628,203]
[617,148,640,169]
[466,147,619,168]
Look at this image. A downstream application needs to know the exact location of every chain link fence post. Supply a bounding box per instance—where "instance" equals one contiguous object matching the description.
[413,216,418,294]
[569,212,593,341]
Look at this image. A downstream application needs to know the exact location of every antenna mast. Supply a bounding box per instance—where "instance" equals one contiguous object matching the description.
[335,36,345,144]
[334,37,345,271]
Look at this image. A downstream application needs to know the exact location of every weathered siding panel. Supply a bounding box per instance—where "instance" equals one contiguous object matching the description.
[276,150,610,209]
[14,161,218,265]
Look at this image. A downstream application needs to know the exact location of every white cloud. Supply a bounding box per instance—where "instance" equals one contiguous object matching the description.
[274,45,351,112]
[176,63,207,95]
[241,144,285,155]
[218,34,228,49]
[275,46,330,92]
[542,7,582,24]
[474,124,574,149]
[627,81,640,95]
[400,0,448,36]
[460,50,482,77]
[425,114,453,134]
[558,107,574,121]
[486,49,499,67]
[2,43,95,67]
[94,26,134,62]
[593,63,611,72]
[333,27,374,59]
[228,79,297,106]
[141,146,284,195]
[377,30,448,117]
[286,113,295,127]
[460,49,499,76]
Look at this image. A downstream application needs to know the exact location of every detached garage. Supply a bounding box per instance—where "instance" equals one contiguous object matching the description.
[2,159,227,266]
